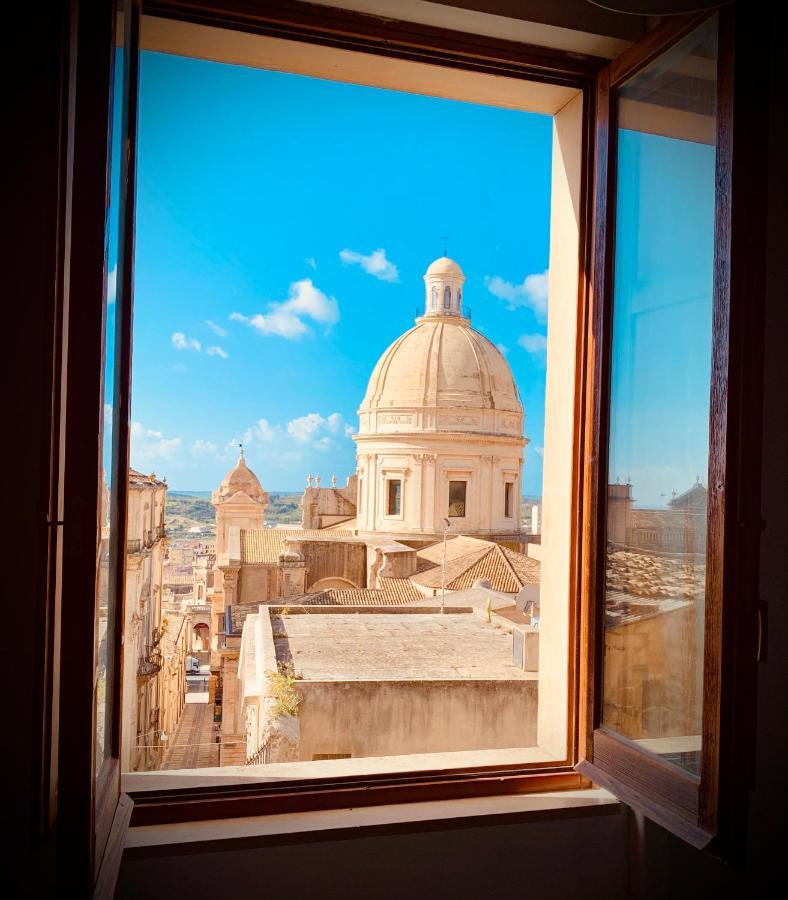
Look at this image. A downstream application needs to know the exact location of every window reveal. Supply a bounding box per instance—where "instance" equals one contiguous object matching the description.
[448,480,467,517]
[387,479,402,516]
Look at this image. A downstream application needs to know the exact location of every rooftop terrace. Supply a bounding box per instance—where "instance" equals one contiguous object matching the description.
[272,609,534,682]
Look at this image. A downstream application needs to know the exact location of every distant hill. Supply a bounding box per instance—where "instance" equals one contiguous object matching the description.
[165,491,302,539]
[164,491,540,539]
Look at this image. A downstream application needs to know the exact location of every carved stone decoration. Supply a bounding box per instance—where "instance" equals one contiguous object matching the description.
[379,414,414,425]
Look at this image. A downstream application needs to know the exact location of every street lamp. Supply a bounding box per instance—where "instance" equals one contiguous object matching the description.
[441,517,451,614]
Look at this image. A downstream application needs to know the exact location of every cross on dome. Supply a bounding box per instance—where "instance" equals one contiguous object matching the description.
[423,256,466,318]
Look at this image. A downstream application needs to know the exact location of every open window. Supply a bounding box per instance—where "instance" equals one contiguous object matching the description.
[577,10,763,852]
[109,0,591,820]
[49,3,764,890]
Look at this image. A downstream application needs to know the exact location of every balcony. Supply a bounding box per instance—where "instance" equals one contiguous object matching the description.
[155,523,166,540]
[127,538,142,554]
[137,645,163,680]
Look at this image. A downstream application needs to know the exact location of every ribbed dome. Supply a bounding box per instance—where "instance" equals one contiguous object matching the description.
[358,317,522,436]
[217,453,266,502]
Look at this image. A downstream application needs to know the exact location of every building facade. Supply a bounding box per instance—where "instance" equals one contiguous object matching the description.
[354,257,527,540]
[121,470,188,771]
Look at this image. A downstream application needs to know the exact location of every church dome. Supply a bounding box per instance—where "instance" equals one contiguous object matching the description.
[357,258,523,438]
[216,451,267,502]
[425,256,464,278]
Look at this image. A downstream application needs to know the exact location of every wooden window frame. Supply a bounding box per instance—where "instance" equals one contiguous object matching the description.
[576,7,768,856]
[49,0,766,883]
[122,0,600,825]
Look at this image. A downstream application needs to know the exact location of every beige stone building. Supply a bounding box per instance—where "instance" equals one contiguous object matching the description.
[354,257,526,540]
[121,470,188,771]
[602,481,708,760]
[235,606,538,765]
[206,256,540,765]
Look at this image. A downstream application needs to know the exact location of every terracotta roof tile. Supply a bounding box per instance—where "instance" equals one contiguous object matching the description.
[239,528,354,564]
[605,548,705,603]
[412,538,540,593]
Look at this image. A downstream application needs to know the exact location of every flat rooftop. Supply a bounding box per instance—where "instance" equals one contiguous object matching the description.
[272,611,534,682]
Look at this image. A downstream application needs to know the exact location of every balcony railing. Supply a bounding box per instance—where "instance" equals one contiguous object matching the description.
[137,645,162,680]
[246,742,269,765]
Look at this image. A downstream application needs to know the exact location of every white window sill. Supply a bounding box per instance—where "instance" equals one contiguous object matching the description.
[124,788,620,856]
[123,746,554,792]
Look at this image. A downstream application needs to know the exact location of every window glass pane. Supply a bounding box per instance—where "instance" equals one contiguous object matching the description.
[387,479,401,516]
[448,480,467,517]
[96,2,130,775]
[505,482,513,518]
[602,17,717,775]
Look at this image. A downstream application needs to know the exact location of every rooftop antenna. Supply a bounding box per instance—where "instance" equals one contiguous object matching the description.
[440,233,450,256]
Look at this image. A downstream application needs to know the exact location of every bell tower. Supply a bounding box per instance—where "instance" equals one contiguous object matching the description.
[212,447,268,558]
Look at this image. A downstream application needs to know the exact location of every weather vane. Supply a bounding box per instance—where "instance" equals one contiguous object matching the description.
[440,233,450,256]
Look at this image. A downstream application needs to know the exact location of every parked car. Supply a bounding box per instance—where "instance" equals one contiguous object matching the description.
[186,656,200,674]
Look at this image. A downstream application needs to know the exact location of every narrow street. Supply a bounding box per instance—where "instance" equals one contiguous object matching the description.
[160,699,219,769]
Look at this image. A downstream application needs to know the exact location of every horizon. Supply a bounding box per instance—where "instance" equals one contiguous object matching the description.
[132,51,713,507]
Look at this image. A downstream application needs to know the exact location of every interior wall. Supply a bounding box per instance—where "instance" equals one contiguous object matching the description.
[10,3,785,898]
[117,809,629,900]
[8,4,65,897]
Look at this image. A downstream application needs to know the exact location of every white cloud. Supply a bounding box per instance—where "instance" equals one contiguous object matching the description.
[231,279,339,340]
[287,412,327,443]
[496,343,510,356]
[205,319,227,337]
[305,257,317,270]
[107,266,117,304]
[172,362,187,373]
[224,412,354,462]
[206,345,229,359]
[191,439,218,456]
[486,270,549,320]
[339,247,399,283]
[518,333,548,356]
[172,332,202,352]
[131,421,182,465]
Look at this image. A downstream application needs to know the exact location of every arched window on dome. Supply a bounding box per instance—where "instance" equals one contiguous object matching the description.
[443,286,451,310]
[457,287,462,313]
[431,286,438,309]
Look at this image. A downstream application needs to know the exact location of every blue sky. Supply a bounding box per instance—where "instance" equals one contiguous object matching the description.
[607,129,716,508]
[130,51,552,493]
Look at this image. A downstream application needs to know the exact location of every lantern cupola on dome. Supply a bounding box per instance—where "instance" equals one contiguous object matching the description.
[423,256,466,318]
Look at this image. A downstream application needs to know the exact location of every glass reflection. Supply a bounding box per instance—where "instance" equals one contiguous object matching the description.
[602,17,718,775]
[96,4,129,776]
